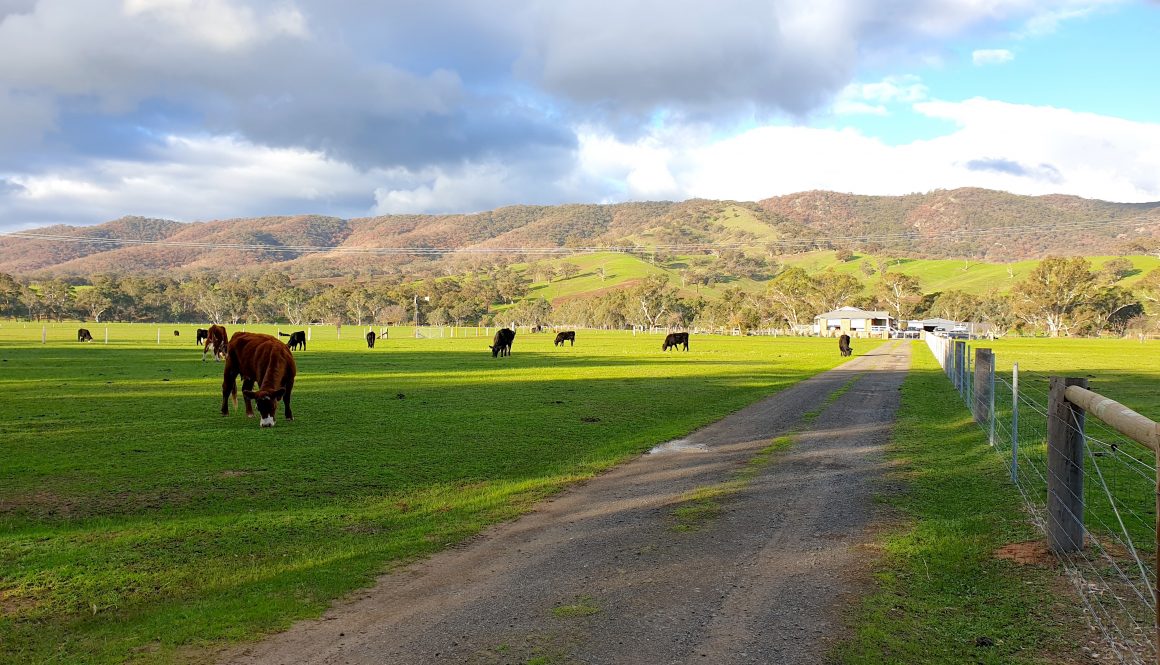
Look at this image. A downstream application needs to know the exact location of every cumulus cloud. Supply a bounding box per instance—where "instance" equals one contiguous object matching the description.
[570,98,1160,204]
[0,0,1147,230]
[972,48,1015,65]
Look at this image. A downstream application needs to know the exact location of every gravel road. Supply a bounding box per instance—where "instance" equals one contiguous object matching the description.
[224,340,910,665]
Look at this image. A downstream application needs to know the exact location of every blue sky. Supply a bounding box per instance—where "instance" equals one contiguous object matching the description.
[0,0,1157,231]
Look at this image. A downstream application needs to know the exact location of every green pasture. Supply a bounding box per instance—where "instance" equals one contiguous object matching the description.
[0,323,870,664]
[780,251,1160,295]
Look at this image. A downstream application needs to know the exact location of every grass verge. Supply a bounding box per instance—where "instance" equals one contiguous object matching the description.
[830,342,1089,664]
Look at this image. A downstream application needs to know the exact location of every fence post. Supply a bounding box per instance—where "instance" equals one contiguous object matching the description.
[1011,363,1019,483]
[42,326,46,344]
[988,357,996,447]
[1047,376,1087,554]
[972,348,993,430]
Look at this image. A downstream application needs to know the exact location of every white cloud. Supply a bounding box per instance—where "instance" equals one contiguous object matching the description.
[972,48,1015,65]
[834,75,928,115]
[572,98,1160,204]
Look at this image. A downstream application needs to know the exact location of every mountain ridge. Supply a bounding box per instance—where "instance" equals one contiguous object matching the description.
[3,188,1159,277]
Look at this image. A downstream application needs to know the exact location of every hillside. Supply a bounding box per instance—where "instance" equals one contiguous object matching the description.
[2,189,1159,277]
[759,188,1160,259]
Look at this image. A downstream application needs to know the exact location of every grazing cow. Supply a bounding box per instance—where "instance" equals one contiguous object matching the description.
[490,328,516,357]
[173,330,180,337]
[838,334,852,357]
[662,332,689,352]
[221,332,296,428]
[279,330,306,352]
[202,324,228,362]
[531,324,543,333]
[196,328,209,346]
[77,328,93,342]
[554,331,576,347]
[366,331,376,348]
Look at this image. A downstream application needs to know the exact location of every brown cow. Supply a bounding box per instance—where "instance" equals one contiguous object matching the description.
[77,328,93,342]
[221,332,296,428]
[838,334,852,357]
[202,324,227,362]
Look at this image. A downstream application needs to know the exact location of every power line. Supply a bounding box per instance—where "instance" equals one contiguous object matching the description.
[1,214,1157,256]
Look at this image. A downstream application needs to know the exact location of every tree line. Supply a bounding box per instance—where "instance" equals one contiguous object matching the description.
[3,256,1158,337]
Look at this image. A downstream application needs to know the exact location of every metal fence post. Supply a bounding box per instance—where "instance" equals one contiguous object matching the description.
[972,348,993,427]
[989,357,996,447]
[1011,363,1019,483]
[1047,376,1087,554]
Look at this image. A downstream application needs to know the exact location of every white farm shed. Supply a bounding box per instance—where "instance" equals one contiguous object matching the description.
[812,307,894,338]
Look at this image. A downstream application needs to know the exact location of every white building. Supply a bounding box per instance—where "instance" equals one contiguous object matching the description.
[812,307,894,338]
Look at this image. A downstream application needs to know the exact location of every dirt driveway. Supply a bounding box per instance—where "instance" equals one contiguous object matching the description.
[224,341,910,665]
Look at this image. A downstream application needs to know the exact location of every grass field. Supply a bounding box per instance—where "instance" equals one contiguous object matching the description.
[0,323,873,665]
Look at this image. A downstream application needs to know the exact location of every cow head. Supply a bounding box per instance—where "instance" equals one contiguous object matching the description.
[490,344,500,357]
[243,388,285,427]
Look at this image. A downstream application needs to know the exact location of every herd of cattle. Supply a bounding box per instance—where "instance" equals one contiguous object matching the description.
[72,324,856,428]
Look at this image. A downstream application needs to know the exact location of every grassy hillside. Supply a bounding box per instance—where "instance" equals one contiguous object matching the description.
[778,251,1160,295]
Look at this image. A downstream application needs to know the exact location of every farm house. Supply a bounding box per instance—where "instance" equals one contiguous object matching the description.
[812,306,895,338]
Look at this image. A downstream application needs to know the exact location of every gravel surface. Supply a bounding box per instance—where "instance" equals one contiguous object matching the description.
[223,340,910,665]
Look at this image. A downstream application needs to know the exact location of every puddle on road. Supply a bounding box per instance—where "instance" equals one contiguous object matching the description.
[649,439,709,454]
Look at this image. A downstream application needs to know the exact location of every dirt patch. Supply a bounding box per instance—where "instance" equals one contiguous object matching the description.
[995,540,1056,566]
[0,591,39,617]
[220,470,249,478]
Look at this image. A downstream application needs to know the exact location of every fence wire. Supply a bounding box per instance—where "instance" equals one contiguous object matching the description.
[925,335,1157,664]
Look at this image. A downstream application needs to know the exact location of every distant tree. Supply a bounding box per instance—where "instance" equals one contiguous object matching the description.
[556,262,582,281]
[859,260,876,278]
[19,285,41,320]
[630,274,679,328]
[835,248,854,262]
[977,294,1017,337]
[1079,286,1142,336]
[812,271,862,314]
[931,290,979,323]
[1099,257,1135,282]
[74,288,112,323]
[766,267,816,330]
[1136,268,1160,315]
[507,297,553,327]
[1011,256,1098,336]
[0,272,21,317]
[877,272,923,322]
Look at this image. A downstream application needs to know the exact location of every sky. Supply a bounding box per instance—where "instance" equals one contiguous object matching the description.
[0,0,1158,231]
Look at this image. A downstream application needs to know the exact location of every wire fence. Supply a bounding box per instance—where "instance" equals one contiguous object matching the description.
[926,334,1157,664]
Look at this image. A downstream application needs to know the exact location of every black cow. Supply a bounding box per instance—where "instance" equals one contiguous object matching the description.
[366,331,376,348]
[531,324,543,333]
[838,334,852,357]
[77,328,93,342]
[278,331,306,352]
[662,332,689,352]
[196,328,209,346]
[554,331,576,347]
[490,328,516,357]
[173,330,180,337]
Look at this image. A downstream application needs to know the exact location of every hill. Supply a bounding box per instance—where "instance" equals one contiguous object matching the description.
[2,189,1159,278]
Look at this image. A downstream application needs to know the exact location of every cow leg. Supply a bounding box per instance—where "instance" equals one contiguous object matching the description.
[241,377,256,418]
[282,382,294,421]
[221,369,238,416]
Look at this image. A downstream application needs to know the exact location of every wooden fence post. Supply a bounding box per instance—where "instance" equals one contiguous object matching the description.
[1047,376,1087,554]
